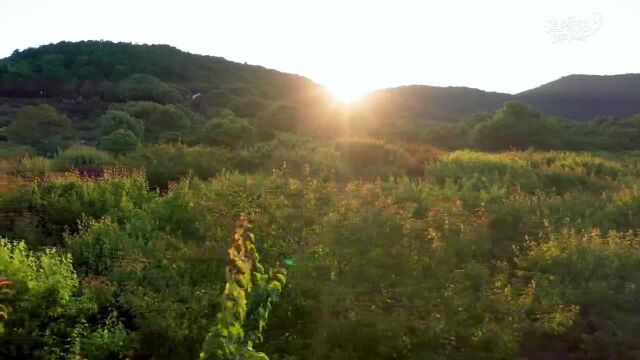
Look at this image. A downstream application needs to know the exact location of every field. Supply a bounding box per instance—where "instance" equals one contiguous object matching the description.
[3,41,640,360]
[3,147,640,359]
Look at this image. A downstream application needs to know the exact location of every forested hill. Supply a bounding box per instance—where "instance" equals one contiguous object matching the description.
[0,40,327,105]
[363,73,640,122]
[2,41,640,125]
[358,85,513,122]
[517,74,640,120]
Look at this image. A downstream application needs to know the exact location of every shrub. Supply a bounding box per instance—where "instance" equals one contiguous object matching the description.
[31,170,153,238]
[516,229,640,357]
[117,73,183,104]
[237,133,347,179]
[13,155,52,177]
[6,105,76,156]
[201,110,255,148]
[123,143,233,187]
[0,239,131,358]
[53,145,117,171]
[98,110,144,138]
[98,129,140,155]
[335,137,410,178]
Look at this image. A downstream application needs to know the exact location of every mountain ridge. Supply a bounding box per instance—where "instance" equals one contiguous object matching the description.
[1,41,639,122]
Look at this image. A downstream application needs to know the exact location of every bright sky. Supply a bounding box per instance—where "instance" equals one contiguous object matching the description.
[1,0,638,100]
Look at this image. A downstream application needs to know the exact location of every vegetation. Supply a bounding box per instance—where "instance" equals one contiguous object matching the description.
[3,41,640,359]
[5,105,75,155]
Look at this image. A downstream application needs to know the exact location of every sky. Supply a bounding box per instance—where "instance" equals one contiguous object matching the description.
[0,0,638,100]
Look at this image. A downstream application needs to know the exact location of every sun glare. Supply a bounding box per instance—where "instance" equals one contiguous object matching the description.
[326,82,369,103]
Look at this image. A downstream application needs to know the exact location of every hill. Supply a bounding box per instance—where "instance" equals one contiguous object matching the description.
[358,85,513,122]
[1,41,640,129]
[360,73,640,123]
[517,74,640,120]
[0,40,323,102]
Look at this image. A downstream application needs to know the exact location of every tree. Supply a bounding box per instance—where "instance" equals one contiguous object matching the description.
[255,102,299,133]
[98,110,144,138]
[6,105,76,155]
[470,101,549,150]
[98,129,140,155]
[229,96,269,118]
[201,110,255,148]
[117,73,183,104]
[115,101,196,142]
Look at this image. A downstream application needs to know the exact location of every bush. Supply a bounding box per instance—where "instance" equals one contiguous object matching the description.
[98,129,140,155]
[98,110,144,138]
[117,73,184,104]
[6,105,76,155]
[13,155,52,177]
[200,110,255,148]
[123,143,233,187]
[113,101,198,142]
[53,145,117,171]
[335,137,410,178]
[516,229,640,357]
[31,170,153,238]
[0,239,131,358]
[237,133,347,179]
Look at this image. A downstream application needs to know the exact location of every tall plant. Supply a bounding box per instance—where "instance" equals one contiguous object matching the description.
[0,277,13,335]
[200,216,286,360]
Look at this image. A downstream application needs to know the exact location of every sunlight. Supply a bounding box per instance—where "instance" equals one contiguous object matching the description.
[325,81,369,103]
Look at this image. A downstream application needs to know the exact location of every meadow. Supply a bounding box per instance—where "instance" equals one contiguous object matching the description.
[2,145,640,359]
[3,41,640,360]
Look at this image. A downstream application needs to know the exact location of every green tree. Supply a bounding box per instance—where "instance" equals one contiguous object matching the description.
[98,129,140,155]
[115,101,196,142]
[98,110,144,138]
[201,110,255,148]
[255,102,300,134]
[470,101,549,150]
[6,105,76,155]
[118,73,183,104]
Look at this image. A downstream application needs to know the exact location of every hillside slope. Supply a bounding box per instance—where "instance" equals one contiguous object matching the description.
[517,74,640,120]
[358,85,513,122]
[1,41,639,125]
[0,41,323,102]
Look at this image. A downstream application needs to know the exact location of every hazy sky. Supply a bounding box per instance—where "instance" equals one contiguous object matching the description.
[1,0,638,100]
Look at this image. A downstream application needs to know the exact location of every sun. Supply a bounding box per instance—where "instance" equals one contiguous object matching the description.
[325,82,369,103]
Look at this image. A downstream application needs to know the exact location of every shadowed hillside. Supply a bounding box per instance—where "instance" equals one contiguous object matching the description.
[517,74,640,120]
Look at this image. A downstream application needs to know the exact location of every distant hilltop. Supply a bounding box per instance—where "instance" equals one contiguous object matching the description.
[2,41,640,122]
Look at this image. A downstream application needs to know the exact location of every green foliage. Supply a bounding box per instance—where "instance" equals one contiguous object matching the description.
[98,129,140,155]
[3,151,640,359]
[118,73,184,104]
[113,101,198,142]
[0,143,34,159]
[98,110,144,138]
[200,216,286,360]
[31,170,153,237]
[335,137,410,178]
[229,96,270,118]
[13,155,52,177]
[516,229,640,357]
[0,239,131,358]
[237,133,346,179]
[123,143,233,187]
[201,110,256,148]
[53,145,117,171]
[6,105,76,156]
[255,102,300,134]
[0,277,13,335]
[1,41,318,108]
[470,102,549,150]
